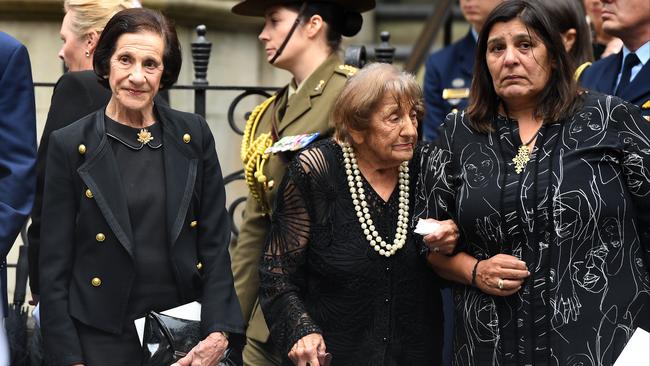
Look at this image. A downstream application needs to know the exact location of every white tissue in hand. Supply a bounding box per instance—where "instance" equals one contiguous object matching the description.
[414,219,441,235]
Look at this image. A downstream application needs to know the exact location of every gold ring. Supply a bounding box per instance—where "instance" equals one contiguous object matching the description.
[497,279,504,290]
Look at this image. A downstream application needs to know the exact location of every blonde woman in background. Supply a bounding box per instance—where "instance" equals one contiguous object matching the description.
[28,0,139,302]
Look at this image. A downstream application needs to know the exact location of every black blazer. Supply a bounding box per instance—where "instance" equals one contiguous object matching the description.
[39,104,244,365]
[29,71,169,295]
[28,70,111,295]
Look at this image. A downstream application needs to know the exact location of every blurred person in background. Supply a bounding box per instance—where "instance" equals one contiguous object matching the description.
[538,0,594,78]
[422,0,503,142]
[579,0,650,120]
[0,31,37,366]
[583,0,622,60]
[230,1,375,364]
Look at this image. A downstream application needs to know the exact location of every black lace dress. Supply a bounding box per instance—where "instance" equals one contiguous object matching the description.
[414,92,650,366]
[259,139,443,366]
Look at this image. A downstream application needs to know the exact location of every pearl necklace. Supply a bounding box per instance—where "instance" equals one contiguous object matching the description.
[341,142,410,257]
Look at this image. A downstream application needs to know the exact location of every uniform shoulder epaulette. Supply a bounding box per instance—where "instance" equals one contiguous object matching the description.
[574,61,592,81]
[335,64,359,77]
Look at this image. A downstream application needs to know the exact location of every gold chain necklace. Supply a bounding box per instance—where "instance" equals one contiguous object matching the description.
[512,124,543,174]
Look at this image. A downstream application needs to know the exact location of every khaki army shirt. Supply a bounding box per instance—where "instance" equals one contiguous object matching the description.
[231,53,357,343]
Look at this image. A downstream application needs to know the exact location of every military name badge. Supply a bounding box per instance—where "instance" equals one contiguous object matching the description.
[442,88,470,100]
[265,132,320,154]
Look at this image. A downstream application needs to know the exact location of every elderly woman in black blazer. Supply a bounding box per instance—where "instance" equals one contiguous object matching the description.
[28,0,138,301]
[39,8,243,366]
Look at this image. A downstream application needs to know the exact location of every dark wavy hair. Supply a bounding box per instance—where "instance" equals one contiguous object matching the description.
[93,8,181,90]
[467,0,579,133]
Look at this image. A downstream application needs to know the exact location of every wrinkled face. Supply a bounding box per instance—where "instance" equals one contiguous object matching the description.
[600,0,650,41]
[459,0,503,32]
[108,31,164,112]
[353,94,419,168]
[486,19,551,107]
[258,5,309,68]
[59,10,91,71]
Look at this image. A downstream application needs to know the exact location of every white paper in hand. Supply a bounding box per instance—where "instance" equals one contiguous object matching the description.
[414,218,442,236]
[134,301,201,345]
[614,327,649,366]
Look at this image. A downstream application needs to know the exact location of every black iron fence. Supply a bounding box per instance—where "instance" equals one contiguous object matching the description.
[8,25,396,311]
[23,24,397,257]
[7,13,456,346]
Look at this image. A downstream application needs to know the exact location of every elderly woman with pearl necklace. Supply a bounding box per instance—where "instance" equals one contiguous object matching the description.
[258,63,458,366]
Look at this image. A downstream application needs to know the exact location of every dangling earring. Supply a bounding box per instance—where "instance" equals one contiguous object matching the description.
[85,50,90,57]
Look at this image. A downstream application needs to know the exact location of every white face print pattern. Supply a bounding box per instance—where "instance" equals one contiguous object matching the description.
[414,93,650,365]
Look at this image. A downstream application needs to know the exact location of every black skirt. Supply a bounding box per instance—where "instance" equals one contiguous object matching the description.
[75,320,142,366]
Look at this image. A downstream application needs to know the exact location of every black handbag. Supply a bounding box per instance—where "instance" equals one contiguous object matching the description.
[141,311,235,366]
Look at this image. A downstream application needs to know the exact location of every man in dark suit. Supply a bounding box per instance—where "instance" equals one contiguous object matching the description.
[579,0,650,120]
[422,0,503,141]
[0,31,37,362]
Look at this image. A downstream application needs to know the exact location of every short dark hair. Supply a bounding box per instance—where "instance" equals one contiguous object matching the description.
[93,8,181,90]
[467,0,579,133]
[539,0,593,66]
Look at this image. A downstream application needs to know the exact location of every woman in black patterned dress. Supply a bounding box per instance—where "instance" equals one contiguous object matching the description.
[415,1,650,365]
[259,63,459,366]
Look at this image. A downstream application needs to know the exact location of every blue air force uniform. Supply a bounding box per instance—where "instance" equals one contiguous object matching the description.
[423,29,476,141]
[580,42,650,121]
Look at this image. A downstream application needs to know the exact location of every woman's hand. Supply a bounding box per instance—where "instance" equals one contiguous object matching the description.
[171,332,228,366]
[288,333,326,366]
[421,219,459,255]
[474,254,530,296]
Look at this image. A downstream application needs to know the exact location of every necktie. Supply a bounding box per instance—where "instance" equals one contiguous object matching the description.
[615,53,640,97]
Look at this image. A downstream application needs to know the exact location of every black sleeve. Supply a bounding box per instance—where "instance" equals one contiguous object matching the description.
[412,113,463,252]
[28,73,108,295]
[39,130,84,365]
[258,149,323,355]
